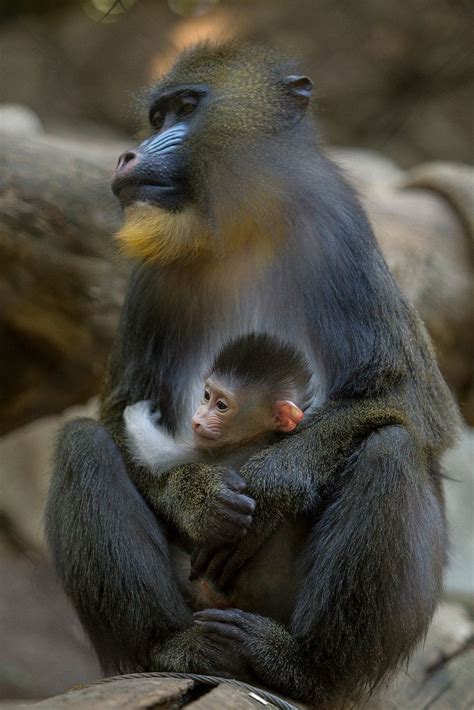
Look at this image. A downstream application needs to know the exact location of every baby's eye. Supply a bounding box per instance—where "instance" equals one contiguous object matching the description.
[216,400,228,411]
[203,390,210,401]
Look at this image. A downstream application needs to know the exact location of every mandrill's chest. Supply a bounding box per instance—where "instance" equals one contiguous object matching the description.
[151,269,321,434]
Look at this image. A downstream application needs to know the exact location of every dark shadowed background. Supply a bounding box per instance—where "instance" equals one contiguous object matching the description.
[1,0,473,164]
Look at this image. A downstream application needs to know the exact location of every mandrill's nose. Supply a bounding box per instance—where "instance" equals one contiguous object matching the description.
[115,150,138,176]
[111,149,144,203]
[191,417,200,431]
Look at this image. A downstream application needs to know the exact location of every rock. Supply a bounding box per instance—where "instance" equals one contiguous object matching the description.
[0,400,97,553]
[0,105,43,135]
[442,428,474,600]
[331,147,404,184]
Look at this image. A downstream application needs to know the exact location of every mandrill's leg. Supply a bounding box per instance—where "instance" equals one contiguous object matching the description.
[45,417,192,674]
[194,426,446,705]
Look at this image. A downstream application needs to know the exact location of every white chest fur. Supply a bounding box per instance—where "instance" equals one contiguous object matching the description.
[168,268,325,435]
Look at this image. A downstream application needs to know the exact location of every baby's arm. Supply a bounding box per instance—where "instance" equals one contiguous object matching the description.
[124,400,195,475]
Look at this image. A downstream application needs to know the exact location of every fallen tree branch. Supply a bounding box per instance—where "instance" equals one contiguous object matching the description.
[0,133,126,433]
[0,134,472,434]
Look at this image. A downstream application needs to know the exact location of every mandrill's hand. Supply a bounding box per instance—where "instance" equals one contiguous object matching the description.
[143,462,256,555]
[193,608,283,669]
[193,467,256,549]
[153,622,251,679]
[194,608,263,650]
[190,491,276,589]
[190,525,265,588]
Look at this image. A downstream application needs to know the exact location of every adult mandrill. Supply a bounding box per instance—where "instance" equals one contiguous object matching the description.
[45,42,459,706]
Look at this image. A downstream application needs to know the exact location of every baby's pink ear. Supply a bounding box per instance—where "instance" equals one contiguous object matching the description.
[273,400,304,433]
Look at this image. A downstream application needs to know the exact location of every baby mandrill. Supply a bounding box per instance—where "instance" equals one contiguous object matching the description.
[124,333,314,474]
[123,333,314,609]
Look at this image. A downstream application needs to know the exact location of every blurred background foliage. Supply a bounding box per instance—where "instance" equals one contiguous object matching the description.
[0,0,473,165]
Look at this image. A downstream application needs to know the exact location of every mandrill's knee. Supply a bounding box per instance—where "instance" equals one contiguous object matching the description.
[55,416,126,483]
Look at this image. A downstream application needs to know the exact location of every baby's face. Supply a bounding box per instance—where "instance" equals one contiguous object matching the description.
[191,378,239,448]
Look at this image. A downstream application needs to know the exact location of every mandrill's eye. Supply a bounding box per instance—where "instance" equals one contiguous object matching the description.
[150,108,165,131]
[203,389,210,402]
[216,400,228,412]
[178,95,199,117]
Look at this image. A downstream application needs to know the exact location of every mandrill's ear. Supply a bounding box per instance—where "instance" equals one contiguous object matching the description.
[282,75,314,117]
[273,400,305,433]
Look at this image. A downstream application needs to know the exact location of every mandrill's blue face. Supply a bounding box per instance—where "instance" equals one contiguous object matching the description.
[111,42,313,215]
[111,84,208,212]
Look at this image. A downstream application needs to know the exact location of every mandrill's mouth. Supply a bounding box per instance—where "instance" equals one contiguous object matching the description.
[111,175,186,212]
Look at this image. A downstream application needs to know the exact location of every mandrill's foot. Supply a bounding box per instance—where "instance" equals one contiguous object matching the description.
[152,624,251,680]
[193,609,316,703]
[194,608,261,654]
[193,608,289,672]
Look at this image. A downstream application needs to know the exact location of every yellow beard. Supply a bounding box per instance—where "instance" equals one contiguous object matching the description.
[115,200,283,269]
[115,204,211,265]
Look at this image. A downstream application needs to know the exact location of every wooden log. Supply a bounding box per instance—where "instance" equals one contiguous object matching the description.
[18,603,473,708]
[187,682,278,708]
[25,677,193,709]
[0,132,126,434]
[0,134,472,434]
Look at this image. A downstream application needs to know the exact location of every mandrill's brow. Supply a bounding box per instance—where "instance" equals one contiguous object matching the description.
[148,84,209,108]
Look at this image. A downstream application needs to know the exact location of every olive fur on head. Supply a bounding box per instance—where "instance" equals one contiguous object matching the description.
[151,41,314,136]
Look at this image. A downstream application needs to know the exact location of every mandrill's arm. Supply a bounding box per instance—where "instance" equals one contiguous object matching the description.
[138,459,256,551]
[191,398,408,588]
[122,402,256,551]
[185,422,447,705]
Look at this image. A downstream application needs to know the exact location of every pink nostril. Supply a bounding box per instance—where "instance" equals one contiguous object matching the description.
[116,150,137,173]
[192,419,200,431]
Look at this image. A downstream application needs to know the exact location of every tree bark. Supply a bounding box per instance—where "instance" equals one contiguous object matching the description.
[0,134,472,434]
[0,132,126,433]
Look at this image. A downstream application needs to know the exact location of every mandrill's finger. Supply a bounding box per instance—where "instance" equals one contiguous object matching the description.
[229,494,256,517]
[189,545,219,580]
[223,468,247,492]
[218,488,255,515]
[194,608,243,624]
[194,619,242,641]
[213,550,247,591]
[203,548,234,588]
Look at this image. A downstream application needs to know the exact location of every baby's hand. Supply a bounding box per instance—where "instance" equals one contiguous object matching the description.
[123,400,167,464]
[124,400,161,431]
